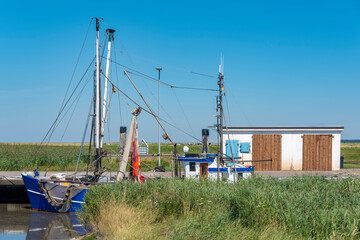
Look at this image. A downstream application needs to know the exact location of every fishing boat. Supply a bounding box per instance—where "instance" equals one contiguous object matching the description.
[22,18,255,213]
[22,18,146,213]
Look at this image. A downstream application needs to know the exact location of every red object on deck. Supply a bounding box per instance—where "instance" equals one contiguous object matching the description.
[131,141,145,183]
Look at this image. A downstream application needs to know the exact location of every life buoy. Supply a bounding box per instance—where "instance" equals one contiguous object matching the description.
[49,175,60,181]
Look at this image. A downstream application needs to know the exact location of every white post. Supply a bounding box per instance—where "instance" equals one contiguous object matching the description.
[95,18,101,152]
[100,29,115,148]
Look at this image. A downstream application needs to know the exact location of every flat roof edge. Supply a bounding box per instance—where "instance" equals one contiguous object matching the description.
[223,126,344,132]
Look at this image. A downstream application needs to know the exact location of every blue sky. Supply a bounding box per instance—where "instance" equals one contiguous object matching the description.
[0,0,359,143]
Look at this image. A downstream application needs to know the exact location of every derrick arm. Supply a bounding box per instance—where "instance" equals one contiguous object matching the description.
[116,108,141,181]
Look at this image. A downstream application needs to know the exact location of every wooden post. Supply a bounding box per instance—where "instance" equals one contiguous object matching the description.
[174,144,178,178]
[119,126,127,173]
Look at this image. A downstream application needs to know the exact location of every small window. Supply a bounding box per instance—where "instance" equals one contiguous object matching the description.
[240,142,250,153]
[189,162,196,171]
[238,172,243,179]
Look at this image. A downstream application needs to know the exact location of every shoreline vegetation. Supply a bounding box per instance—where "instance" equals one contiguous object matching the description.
[0,142,359,171]
[0,143,215,171]
[81,177,360,239]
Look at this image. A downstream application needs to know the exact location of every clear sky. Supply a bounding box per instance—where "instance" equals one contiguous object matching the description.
[1,0,359,143]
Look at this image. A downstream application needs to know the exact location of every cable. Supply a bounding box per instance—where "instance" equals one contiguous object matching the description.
[59,72,93,142]
[59,19,93,115]
[227,88,254,126]
[103,72,203,143]
[102,57,217,92]
[26,57,95,171]
[126,70,217,91]
[113,45,123,125]
[190,71,217,79]
[44,60,94,144]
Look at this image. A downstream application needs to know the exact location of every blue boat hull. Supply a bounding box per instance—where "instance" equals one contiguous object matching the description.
[22,174,88,213]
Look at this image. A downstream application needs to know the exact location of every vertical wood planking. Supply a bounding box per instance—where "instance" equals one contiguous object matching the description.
[253,134,282,171]
[303,135,332,171]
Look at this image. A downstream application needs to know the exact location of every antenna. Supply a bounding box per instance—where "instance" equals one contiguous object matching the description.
[219,53,224,75]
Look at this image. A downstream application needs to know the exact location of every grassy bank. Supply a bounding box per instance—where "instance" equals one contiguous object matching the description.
[82,177,360,239]
[0,143,210,171]
[0,142,359,171]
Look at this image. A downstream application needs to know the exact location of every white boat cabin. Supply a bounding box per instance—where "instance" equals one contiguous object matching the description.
[179,153,254,182]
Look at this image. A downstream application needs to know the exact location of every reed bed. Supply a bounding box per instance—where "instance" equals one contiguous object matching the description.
[82,177,360,239]
[0,143,214,171]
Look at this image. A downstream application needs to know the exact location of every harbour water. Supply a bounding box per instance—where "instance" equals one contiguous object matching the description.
[0,204,90,240]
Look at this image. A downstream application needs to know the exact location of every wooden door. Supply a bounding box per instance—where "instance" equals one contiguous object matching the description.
[303,135,332,171]
[252,134,282,171]
[200,163,208,179]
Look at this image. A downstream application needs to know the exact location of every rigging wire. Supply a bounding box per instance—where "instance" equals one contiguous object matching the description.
[112,42,182,132]
[44,60,94,144]
[59,71,93,142]
[45,70,92,145]
[172,87,203,153]
[227,88,253,126]
[189,71,217,79]
[27,57,95,170]
[101,19,138,69]
[102,72,203,143]
[100,21,217,80]
[112,42,179,132]
[224,94,232,127]
[59,19,93,115]
[102,57,217,92]
[128,70,218,91]
[171,88,196,140]
[113,44,123,126]
[114,50,218,79]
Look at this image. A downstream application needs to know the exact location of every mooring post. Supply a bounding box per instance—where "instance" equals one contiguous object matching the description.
[174,144,178,178]
[119,126,127,174]
[202,129,209,154]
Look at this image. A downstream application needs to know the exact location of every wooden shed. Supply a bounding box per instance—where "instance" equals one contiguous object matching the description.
[222,126,344,171]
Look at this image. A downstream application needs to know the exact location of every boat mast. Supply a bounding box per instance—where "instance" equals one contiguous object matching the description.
[95,18,102,177]
[217,56,224,180]
[100,29,115,148]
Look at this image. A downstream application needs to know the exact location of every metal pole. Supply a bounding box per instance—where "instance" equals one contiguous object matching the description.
[95,18,102,177]
[156,67,162,167]
[216,56,225,181]
[100,29,115,148]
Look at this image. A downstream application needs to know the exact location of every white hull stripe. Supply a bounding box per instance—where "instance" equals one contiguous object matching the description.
[27,189,85,204]
[29,224,85,232]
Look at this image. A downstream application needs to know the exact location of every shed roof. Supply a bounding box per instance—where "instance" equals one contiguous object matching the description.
[223,126,344,133]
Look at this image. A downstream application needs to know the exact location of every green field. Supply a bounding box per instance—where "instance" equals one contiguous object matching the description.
[0,143,215,171]
[82,177,360,239]
[0,143,359,171]
[342,144,360,169]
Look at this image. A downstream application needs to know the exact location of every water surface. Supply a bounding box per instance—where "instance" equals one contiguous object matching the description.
[0,204,90,240]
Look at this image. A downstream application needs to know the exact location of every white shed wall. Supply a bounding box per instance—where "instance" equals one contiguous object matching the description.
[332,133,341,170]
[281,134,303,170]
[222,129,343,171]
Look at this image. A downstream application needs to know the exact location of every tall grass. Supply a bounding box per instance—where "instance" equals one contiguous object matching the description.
[0,143,216,171]
[82,177,360,239]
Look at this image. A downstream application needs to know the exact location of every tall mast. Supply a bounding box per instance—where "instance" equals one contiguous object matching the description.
[217,55,224,180]
[100,29,115,148]
[95,18,102,176]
